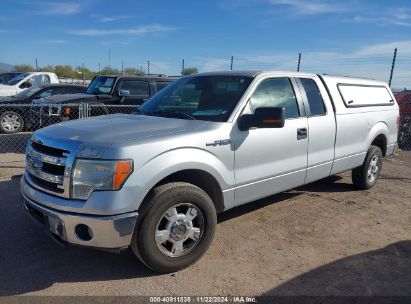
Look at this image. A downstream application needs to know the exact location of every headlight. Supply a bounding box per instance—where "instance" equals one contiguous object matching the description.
[72,159,133,200]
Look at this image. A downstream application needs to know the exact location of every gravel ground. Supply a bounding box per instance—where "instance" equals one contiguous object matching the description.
[0,152,410,297]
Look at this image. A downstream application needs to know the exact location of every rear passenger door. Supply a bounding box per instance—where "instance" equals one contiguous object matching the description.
[233,76,308,206]
[295,77,336,183]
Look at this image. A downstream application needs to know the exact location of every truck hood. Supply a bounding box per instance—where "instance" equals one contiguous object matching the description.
[36,114,208,151]
[40,93,109,103]
[0,96,24,103]
[0,84,17,97]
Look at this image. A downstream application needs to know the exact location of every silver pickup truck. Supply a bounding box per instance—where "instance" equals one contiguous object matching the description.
[21,71,399,272]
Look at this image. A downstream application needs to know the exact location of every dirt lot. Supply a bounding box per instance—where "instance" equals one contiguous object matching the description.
[0,152,410,297]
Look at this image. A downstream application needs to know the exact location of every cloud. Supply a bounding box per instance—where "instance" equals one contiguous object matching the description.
[267,0,348,15]
[41,2,82,15]
[191,40,411,88]
[68,24,175,36]
[34,39,70,44]
[354,40,411,56]
[0,29,19,33]
[349,8,411,27]
[91,14,131,22]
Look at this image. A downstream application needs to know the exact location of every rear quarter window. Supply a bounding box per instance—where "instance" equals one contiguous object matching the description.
[338,84,394,107]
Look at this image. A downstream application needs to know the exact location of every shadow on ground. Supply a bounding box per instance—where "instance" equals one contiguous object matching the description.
[1,173,409,296]
[264,240,411,296]
[0,176,155,296]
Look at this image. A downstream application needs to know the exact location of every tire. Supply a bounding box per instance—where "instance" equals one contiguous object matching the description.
[352,145,383,190]
[131,182,217,273]
[0,111,24,134]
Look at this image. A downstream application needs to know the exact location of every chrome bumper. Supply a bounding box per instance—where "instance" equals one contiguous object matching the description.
[21,192,138,250]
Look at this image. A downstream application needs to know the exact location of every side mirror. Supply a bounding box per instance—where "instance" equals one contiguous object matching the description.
[19,81,32,89]
[238,107,285,131]
[118,89,130,97]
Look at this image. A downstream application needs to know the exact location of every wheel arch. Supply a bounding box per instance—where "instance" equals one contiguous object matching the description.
[151,169,225,213]
[367,122,389,157]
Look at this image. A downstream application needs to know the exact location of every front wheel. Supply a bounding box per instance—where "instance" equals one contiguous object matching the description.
[352,145,383,190]
[131,182,217,273]
[0,111,24,134]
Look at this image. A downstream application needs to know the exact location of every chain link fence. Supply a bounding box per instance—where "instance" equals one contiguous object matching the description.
[396,91,411,151]
[0,103,137,178]
[1,101,410,178]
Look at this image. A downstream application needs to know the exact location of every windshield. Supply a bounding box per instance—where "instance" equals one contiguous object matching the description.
[7,73,30,85]
[86,76,116,94]
[15,86,42,99]
[140,75,252,122]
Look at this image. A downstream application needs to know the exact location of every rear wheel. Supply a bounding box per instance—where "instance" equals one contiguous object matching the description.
[131,182,217,273]
[0,111,24,134]
[352,145,383,190]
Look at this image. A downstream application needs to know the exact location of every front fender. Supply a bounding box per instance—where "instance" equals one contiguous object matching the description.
[127,147,234,209]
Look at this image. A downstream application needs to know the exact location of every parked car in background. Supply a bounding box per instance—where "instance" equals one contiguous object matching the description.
[21,71,399,273]
[0,72,23,84]
[394,90,411,147]
[0,84,86,134]
[0,72,59,97]
[31,75,178,127]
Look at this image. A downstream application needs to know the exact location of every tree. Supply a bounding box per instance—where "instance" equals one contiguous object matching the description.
[54,65,75,78]
[100,66,121,75]
[182,67,198,76]
[39,65,55,73]
[14,64,35,72]
[124,67,144,76]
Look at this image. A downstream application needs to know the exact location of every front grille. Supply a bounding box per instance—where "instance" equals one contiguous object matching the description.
[42,162,65,175]
[32,141,68,157]
[27,172,64,194]
[26,140,70,197]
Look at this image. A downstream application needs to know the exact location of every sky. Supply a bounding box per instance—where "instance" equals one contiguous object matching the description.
[0,0,410,88]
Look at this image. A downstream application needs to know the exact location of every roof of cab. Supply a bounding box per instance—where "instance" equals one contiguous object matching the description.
[193,70,317,78]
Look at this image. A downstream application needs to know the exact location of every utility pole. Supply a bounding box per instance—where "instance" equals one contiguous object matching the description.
[35,58,38,71]
[108,50,111,67]
[122,61,124,75]
[297,53,302,72]
[98,63,101,75]
[181,59,185,75]
[388,48,397,88]
[147,60,150,75]
[230,56,233,70]
[81,63,85,85]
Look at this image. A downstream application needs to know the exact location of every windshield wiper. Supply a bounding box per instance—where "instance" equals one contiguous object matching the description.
[149,109,196,120]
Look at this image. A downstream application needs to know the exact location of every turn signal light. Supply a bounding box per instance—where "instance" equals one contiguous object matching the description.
[113,160,133,189]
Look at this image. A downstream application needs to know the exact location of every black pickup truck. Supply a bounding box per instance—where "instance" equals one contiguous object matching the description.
[31,75,178,128]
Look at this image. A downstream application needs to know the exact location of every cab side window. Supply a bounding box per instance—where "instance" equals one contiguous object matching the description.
[155,81,172,92]
[250,77,300,119]
[39,89,53,97]
[31,75,51,86]
[119,81,149,96]
[299,78,326,116]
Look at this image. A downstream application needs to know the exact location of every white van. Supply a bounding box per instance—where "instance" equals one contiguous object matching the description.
[0,72,59,96]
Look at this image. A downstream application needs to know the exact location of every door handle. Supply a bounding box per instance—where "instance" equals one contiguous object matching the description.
[297,128,307,140]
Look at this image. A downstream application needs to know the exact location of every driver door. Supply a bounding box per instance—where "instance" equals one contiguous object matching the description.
[233,76,308,206]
